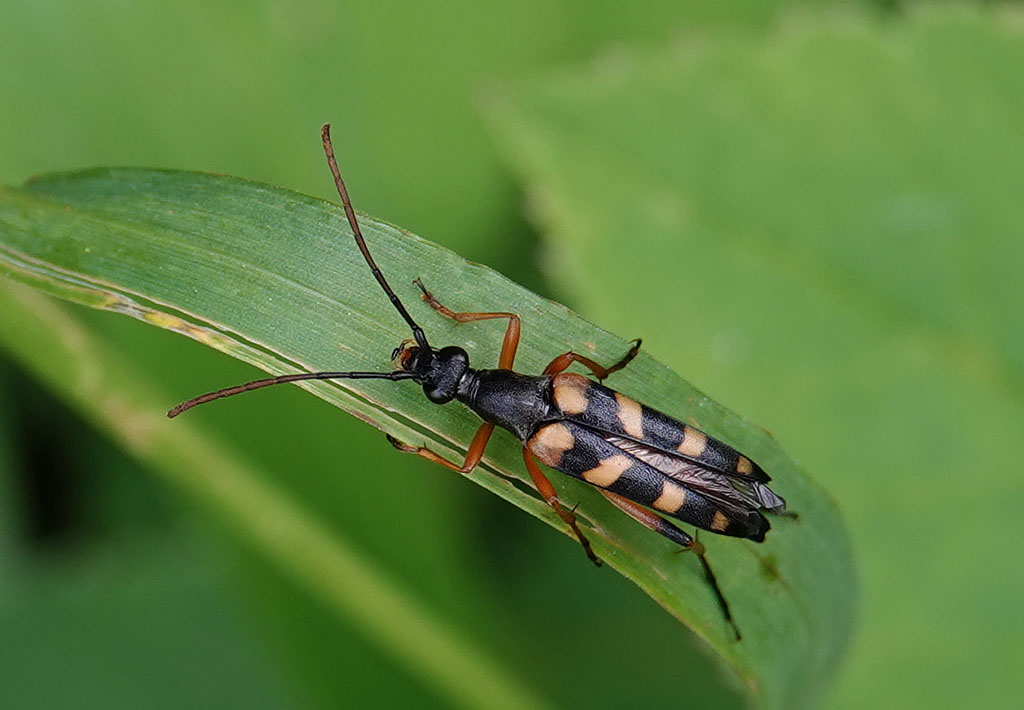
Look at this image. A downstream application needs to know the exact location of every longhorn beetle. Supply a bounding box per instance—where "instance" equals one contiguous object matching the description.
[169,124,787,639]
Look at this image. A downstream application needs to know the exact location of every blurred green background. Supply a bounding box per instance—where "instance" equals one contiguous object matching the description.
[1,1,1020,709]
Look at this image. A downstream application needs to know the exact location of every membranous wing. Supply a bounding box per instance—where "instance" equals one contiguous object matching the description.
[603,434,785,514]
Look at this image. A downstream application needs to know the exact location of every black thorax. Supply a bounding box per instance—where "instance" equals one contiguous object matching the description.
[456,369,555,441]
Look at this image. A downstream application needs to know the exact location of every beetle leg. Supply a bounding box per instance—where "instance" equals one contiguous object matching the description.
[542,339,641,381]
[523,449,602,567]
[386,422,495,472]
[599,489,741,640]
[413,279,521,369]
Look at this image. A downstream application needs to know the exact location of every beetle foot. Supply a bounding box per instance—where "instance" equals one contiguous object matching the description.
[385,434,419,453]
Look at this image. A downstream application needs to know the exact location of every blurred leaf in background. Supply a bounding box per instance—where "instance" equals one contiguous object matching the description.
[0,165,853,707]
[0,0,1018,709]
[488,4,1024,709]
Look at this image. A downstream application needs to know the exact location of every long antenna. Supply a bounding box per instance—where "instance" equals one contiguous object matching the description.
[167,126,432,419]
[167,370,418,418]
[321,124,429,350]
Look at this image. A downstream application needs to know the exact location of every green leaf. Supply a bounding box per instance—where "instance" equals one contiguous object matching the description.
[0,285,553,710]
[487,5,1023,710]
[0,167,849,707]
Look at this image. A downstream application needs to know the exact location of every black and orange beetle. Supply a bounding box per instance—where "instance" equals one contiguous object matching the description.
[169,125,787,639]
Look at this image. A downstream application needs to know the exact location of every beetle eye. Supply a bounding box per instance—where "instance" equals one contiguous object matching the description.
[391,340,418,370]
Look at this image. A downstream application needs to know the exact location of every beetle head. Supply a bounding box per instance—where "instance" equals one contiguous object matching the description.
[392,341,469,404]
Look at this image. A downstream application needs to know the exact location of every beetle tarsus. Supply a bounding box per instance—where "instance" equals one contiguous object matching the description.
[385,434,419,453]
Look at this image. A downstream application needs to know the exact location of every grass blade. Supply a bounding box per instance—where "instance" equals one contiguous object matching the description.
[0,168,854,707]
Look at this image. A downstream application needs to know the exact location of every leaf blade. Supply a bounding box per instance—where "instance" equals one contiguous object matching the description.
[0,167,852,706]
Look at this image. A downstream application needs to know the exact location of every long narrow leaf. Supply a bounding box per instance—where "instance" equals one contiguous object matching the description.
[0,169,854,708]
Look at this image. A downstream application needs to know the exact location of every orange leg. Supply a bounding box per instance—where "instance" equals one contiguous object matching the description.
[599,489,740,640]
[387,422,495,472]
[523,449,601,567]
[389,425,602,567]
[415,279,521,370]
[543,339,642,381]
